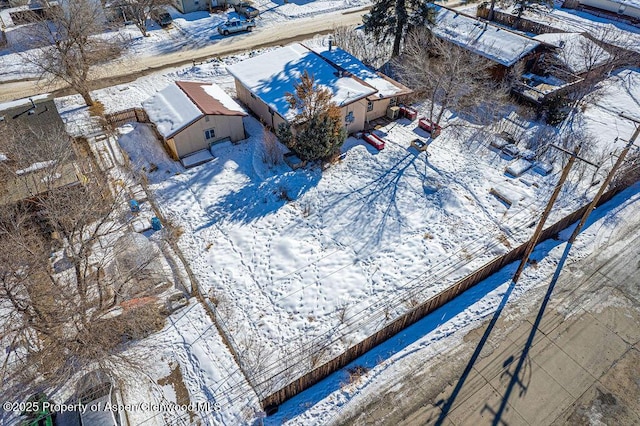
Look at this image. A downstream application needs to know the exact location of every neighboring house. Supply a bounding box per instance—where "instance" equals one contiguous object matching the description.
[171,0,213,14]
[432,6,548,78]
[226,43,412,134]
[564,0,640,20]
[0,95,81,207]
[143,81,247,160]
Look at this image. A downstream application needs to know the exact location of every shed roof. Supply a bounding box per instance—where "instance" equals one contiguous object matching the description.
[143,81,246,139]
[226,43,377,121]
[432,7,541,67]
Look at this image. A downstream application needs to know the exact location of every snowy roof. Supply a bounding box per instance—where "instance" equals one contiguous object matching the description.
[582,0,640,9]
[226,43,377,121]
[308,43,412,99]
[533,33,611,74]
[143,81,246,139]
[432,7,541,67]
[0,94,51,113]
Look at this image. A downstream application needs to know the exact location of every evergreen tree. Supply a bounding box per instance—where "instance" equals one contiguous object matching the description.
[363,0,437,57]
[277,71,347,162]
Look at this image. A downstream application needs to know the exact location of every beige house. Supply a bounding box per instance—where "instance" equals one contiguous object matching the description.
[143,81,247,161]
[226,43,411,135]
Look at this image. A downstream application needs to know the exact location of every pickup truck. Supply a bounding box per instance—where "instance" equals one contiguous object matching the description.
[233,2,260,18]
[151,10,172,27]
[218,19,256,35]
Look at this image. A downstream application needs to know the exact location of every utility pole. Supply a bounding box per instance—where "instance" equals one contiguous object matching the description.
[568,115,640,243]
[512,145,581,284]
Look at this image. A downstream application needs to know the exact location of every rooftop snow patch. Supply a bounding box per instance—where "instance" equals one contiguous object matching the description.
[533,33,611,74]
[307,42,412,99]
[0,94,51,113]
[143,84,202,138]
[432,7,541,67]
[226,43,377,121]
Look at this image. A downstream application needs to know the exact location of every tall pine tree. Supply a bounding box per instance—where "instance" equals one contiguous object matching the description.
[277,71,347,162]
[363,0,437,57]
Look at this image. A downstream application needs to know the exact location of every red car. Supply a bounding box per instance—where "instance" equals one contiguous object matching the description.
[418,117,442,136]
[363,132,385,150]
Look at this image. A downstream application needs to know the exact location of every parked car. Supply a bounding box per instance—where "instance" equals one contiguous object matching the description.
[151,9,172,27]
[218,18,256,35]
[418,117,442,137]
[233,2,259,18]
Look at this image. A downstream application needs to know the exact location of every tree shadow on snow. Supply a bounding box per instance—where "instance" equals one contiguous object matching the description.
[195,169,321,230]
[320,153,431,257]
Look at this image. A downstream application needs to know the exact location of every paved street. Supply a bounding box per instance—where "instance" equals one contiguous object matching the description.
[336,201,640,425]
[0,8,370,102]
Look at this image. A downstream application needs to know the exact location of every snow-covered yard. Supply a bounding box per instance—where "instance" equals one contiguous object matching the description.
[48,43,639,420]
[115,107,601,397]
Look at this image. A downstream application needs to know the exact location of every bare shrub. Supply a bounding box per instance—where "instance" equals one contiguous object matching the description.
[330,27,391,69]
[393,29,509,129]
[497,233,512,249]
[336,303,349,324]
[346,365,370,385]
[404,297,421,310]
[262,127,282,166]
[88,100,106,117]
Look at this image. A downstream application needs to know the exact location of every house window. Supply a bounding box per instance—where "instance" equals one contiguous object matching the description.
[205,116,210,122]
[389,97,397,106]
[367,101,373,112]
[345,111,354,124]
[204,128,215,140]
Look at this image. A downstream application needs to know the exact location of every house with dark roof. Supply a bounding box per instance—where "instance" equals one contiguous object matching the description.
[226,43,412,134]
[0,95,81,206]
[143,81,247,161]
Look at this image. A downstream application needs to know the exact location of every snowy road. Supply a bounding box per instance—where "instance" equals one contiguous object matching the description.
[0,8,369,102]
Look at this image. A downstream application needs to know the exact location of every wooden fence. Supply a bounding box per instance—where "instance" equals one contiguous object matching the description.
[105,108,149,128]
[260,186,623,410]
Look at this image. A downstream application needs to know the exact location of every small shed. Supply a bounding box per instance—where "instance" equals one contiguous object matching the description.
[143,81,247,160]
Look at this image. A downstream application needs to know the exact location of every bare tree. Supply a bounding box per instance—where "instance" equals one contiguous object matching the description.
[331,26,391,69]
[0,125,169,404]
[393,29,509,129]
[18,0,125,106]
[114,0,170,37]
